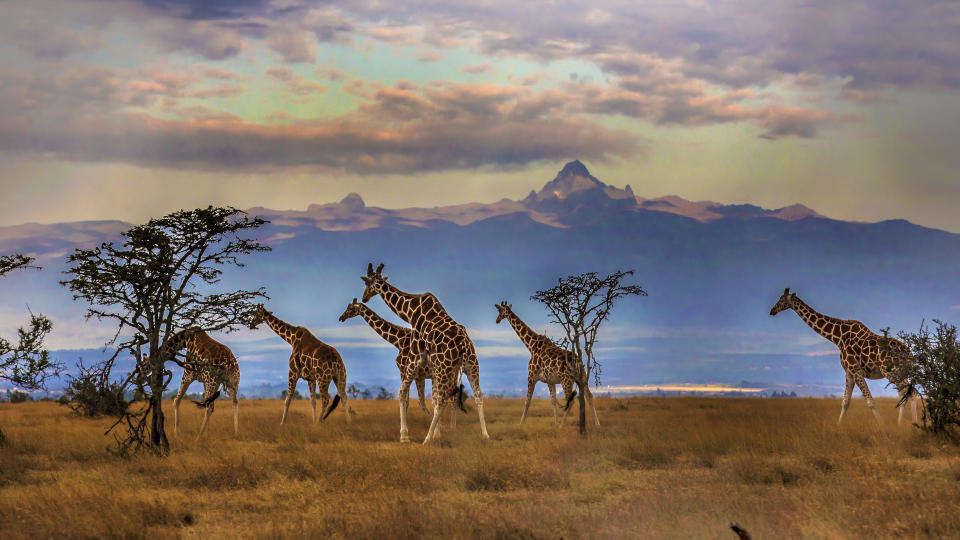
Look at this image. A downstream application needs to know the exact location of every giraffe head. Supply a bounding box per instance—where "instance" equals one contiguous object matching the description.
[249,304,269,329]
[338,298,364,322]
[360,262,388,303]
[769,288,798,316]
[494,301,513,324]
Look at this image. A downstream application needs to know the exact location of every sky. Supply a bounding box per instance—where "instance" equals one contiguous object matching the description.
[1,0,959,232]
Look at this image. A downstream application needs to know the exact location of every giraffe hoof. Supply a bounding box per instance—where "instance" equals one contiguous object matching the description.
[400,436,411,443]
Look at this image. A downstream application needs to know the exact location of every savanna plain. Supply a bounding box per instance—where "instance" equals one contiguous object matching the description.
[2,397,959,539]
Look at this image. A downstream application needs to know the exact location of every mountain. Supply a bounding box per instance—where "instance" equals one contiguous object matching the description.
[3,161,959,397]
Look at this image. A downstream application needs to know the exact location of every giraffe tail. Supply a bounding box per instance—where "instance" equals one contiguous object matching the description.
[896,384,918,409]
[448,384,469,413]
[193,390,221,408]
[563,389,578,411]
[321,395,341,420]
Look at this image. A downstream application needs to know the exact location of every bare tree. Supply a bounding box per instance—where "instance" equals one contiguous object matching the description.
[60,207,269,455]
[531,270,646,434]
[1,253,60,392]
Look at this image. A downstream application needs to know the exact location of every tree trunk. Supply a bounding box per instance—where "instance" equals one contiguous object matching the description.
[577,381,587,435]
[149,373,169,454]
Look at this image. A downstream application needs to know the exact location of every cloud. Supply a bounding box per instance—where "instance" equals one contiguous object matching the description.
[462,63,492,74]
[265,67,326,95]
[266,25,317,63]
[0,76,641,173]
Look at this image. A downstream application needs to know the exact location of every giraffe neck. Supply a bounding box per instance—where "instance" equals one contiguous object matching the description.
[357,304,407,348]
[791,297,845,345]
[161,328,196,357]
[262,311,300,346]
[378,281,421,324]
[506,311,543,353]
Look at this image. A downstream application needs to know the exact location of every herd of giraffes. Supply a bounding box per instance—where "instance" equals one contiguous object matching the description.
[147,265,922,444]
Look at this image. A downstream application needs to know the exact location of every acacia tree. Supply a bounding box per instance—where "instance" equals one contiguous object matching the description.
[61,207,269,455]
[889,320,960,441]
[531,270,646,434]
[0,254,60,393]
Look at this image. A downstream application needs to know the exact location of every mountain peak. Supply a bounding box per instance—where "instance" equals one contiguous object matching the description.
[340,193,365,210]
[557,159,593,180]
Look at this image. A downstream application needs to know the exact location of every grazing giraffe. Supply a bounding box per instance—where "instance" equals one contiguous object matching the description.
[338,298,440,443]
[250,305,349,425]
[495,301,599,426]
[159,327,240,439]
[361,263,490,443]
[770,288,919,424]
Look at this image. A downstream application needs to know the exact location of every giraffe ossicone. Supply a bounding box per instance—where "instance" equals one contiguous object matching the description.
[770,288,919,425]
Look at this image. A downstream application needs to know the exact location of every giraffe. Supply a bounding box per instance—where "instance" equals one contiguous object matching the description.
[250,305,349,425]
[495,301,599,426]
[160,327,240,439]
[361,263,490,443]
[338,298,439,442]
[770,288,919,424]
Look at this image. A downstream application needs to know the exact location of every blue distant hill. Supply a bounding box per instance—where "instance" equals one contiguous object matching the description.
[3,161,959,397]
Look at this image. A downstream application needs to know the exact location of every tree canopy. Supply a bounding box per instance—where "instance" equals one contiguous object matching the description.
[0,253,59,391]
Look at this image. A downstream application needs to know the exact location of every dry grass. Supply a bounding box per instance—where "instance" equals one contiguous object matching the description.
[2,396,959,539]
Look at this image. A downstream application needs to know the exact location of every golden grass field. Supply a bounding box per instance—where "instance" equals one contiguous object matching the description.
[2,396,959,539]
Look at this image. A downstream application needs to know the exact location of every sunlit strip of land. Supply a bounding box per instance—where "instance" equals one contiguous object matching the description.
[603,384,765,393]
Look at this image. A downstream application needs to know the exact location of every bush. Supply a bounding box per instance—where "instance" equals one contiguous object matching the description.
[894,320,960,441]
[62,362,129,417]
[281,389,304,400]
[6,390,32,403]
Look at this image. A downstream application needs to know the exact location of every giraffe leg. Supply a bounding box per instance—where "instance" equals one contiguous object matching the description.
[853,373,881,422]
[415,378,431,418]
[196,382,217,441]
[230,380,239,436]
[464,367,490,439]
[398,378,412,443]
[423,396,449,444]
[560,381,575,426]
[838,372,854,424]
[280,374,297,425]
[172,374,193,436]
[317,385,331,423]
[586,385,600,427]
[520,378,536,425]
[911,394,920,424]
[897,384,911,426]
[548,384,560,425]
[335,372,349,424]
[309,379,319,423]
[450,402,456,428]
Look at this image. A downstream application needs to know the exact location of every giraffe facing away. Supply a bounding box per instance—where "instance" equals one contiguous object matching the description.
[770,288,919,424]
[495,301,599,426]
[251,305,349,425]
[160,327,240,439]
[338,298,438,443]
[361,263,490,443]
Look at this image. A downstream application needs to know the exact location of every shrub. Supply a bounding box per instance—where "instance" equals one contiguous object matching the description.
[62,361,129,417]
[7,390,32,403]
[893,320,960,441]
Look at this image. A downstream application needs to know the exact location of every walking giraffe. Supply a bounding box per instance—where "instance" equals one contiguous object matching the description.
[495,301,599,426]
[157,327,240,439]
[339,298,441,442]
[361,263,490,443]
[250,305,349,425]
[770,288,919,424]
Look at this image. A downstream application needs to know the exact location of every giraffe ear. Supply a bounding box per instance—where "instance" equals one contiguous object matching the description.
[508,303,512,310]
